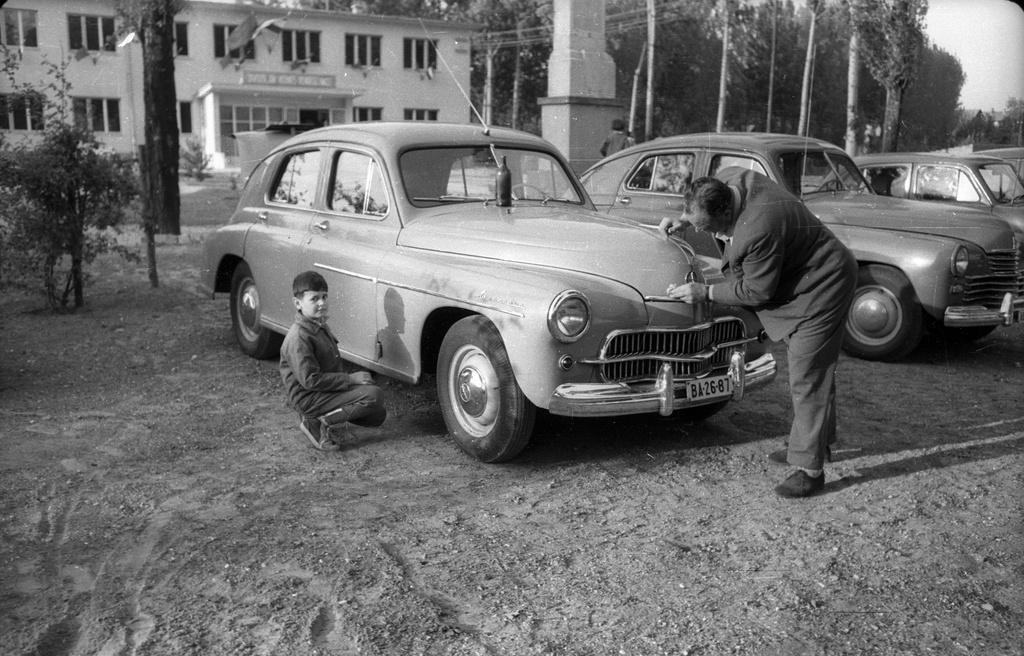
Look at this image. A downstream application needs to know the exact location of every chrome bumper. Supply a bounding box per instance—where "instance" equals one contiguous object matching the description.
[548,352,777,418]
[944,293,1024,327]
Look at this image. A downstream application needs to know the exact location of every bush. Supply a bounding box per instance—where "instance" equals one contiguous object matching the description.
[180,134,211,181]
[0,124,139,311]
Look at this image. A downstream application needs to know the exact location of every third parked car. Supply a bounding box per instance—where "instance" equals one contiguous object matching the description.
[581,132,1024,362]
[856,151,1024,243]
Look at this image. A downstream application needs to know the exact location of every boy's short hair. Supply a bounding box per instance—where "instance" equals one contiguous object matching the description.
[292,271,328,297]
[611,118,626,131]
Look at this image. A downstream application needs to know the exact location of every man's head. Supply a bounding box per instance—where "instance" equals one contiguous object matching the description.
[682,176,735,239]
[292,271,329,318]
[611,118,625,131]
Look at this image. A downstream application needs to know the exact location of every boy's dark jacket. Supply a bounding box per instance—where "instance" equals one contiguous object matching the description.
[279,312,357,416]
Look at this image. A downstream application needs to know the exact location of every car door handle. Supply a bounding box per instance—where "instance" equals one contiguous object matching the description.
[314,221,330,231]
[256,212,268,222]
[617,196,631,206]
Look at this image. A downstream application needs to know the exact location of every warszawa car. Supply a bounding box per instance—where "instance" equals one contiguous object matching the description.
[200,123,777,462]
[856,151,1024,241]
[975,146,1024,176]
[580,132,1024,362]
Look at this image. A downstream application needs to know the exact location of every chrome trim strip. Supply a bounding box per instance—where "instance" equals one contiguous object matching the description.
[314,263,526,318]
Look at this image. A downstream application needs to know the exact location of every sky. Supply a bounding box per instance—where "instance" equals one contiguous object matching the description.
[924,0,1024,112]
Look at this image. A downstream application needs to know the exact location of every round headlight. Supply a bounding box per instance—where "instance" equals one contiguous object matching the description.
[951,245,969,276]
[548,290,590,343]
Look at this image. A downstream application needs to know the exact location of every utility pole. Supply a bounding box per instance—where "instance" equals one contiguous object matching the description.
[629,45,646,140]
[766,0,777,132]
[645,0,655,142]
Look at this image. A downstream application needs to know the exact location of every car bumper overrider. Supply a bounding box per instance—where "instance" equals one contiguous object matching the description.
[548,350,777,418]
[944,292,1024,327]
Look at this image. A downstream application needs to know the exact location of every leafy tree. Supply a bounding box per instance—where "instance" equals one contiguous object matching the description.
[898,44,965,150]
[853,0,927,152]
[0,56,139,312]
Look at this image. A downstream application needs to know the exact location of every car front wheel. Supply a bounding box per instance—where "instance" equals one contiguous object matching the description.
[843,265,923,362]
[437,316,536,463]
[230,262,283,360]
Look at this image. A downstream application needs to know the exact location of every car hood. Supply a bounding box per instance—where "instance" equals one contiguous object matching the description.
[804,193,1017,250]
[398,204,697,291]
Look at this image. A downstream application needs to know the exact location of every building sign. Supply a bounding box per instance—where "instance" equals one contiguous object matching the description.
[243,71,336,88]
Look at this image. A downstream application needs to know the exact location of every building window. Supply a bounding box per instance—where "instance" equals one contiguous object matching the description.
[68,14,116,52]
[0,94,45,131]
[345,34,380,67]
[404,109,438,121]
[3,8,38,48]
[213,24,256,60]
[353,107,382,122]
[174,22,188,56]
[73,98,120,132]
[282,30,320,63]
[179,101,192,134]
[403,38,436,70]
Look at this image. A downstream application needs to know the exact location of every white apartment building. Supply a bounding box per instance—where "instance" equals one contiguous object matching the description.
[0,0,479,169]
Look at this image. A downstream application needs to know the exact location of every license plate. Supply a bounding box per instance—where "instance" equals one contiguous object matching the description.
[685,374,732,402]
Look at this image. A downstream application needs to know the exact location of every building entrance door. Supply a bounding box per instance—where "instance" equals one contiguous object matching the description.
[299,109,330,127]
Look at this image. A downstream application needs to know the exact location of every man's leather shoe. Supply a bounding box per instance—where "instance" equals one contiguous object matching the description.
[768,446,831,465]
[774,470,825,498]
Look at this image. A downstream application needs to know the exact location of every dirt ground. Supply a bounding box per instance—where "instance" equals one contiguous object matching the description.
[1,175,1022,656]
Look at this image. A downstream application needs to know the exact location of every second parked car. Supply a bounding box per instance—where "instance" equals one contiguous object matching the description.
[581,133,1024,361]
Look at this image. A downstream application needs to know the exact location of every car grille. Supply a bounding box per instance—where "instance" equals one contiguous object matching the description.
[962,248,1024,306]
[597,318,747,384]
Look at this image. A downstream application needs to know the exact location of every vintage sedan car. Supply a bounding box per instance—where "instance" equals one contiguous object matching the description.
[580,132,1024,361]
[856,152,1024,241]
[200,123,777,462]
[975,146,1024,176]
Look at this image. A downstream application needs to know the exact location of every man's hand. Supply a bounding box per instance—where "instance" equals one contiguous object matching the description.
[350,371,374,385]
[659,216,686,237]
[666,282,708,304]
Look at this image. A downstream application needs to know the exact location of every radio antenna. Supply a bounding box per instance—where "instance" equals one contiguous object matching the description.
[418,18,490,134]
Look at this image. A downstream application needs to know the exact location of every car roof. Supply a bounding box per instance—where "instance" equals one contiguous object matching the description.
[975,146,1024,157]
[625,131,849,154]
[855,152,1006,166]
[268,121,556,155]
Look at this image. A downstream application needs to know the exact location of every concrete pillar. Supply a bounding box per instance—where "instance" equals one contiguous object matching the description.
[539,0,626,174]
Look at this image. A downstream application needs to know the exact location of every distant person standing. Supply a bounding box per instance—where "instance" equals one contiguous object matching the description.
[599,119,635,158]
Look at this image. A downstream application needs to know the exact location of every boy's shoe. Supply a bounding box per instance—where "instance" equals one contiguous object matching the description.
[299,417,342,452]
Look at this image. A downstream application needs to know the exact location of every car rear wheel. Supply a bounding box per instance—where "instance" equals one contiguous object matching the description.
[230,262,283,360]
[843,265,922,362]
[437,316,536,463]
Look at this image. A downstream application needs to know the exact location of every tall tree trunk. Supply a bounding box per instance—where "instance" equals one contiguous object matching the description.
[881,85,905,152]
[512,21,523,129]
[845,30,860,155]
[716,0,731,133]
[140,0,180,237]
[798,4,817,137]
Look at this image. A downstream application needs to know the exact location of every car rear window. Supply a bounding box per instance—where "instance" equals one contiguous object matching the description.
[269,150,321,207]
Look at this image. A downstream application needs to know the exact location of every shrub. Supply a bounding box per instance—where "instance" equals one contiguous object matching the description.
[180,134,211,181]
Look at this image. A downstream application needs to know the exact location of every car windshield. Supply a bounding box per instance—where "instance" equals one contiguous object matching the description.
[400,146,584,207]
[977,162,1024,204]
[777,150,871,197]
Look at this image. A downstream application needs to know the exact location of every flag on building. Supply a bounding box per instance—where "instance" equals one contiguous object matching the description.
[227,14,258,52]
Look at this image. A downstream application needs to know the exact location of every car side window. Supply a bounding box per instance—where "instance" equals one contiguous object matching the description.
[329,151,389,216]
[626,154,695,194]
[916,166,971,202]
[710,154,767,177]
[270,150,321,208]
[862,165,910,197]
